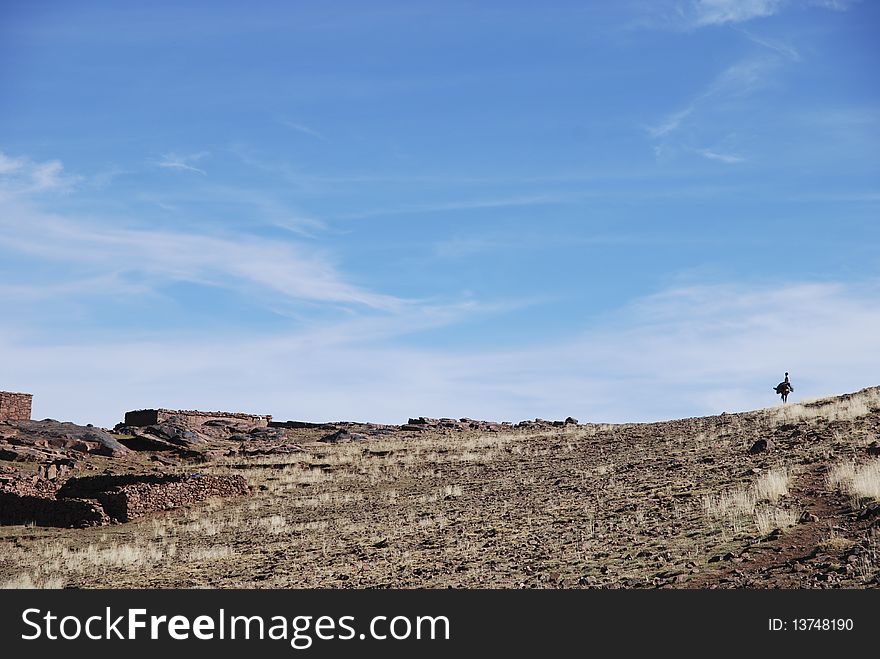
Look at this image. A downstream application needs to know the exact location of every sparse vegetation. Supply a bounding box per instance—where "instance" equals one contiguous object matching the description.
[2,385,879,589]
[770,388,880,426]
[827,459,880,505]
[702,466,795,536]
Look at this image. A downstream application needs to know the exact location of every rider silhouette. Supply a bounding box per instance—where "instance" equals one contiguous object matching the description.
[775,372,794,402]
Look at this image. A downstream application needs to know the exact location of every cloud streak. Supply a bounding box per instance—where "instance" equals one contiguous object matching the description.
[0,197,402,312]
[646,56,780,162]
[689,0,786,27]
[660,0,857,30]
[280,120,327,141]
[156,152,208,175]
[0,151,78,195]
[697,148,745,163]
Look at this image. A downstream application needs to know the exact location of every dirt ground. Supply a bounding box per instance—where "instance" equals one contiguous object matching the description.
[2,388,879,589]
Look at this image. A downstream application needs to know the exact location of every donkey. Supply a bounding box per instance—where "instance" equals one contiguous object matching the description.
[774,381,793,403]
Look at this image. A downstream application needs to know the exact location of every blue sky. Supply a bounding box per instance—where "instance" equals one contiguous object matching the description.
[1,0,878,426]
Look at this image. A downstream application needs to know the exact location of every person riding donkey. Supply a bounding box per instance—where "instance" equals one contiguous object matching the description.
[774,372,794,403]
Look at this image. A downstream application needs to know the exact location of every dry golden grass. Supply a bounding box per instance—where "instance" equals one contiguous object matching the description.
[754,506,799,536]
[754,467,791,502]
[703,466,795,536]
[769,387,880,426]
[827,459,880,505]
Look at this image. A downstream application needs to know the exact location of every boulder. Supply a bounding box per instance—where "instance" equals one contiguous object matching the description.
[749,438,773,454]
[144,417,208,446]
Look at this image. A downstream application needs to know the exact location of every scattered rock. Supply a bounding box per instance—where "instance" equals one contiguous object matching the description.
[268,420,335,430]
[799,511,819,524]
[0,445,53,462]
[320,429,368,443]
[37,459,76,481]
[145,418,208,446]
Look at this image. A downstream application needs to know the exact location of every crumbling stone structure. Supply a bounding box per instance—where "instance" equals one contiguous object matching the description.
[124,408,271,428]
[1,472,249,528]
[0,391,32,422]
[0,492,109,527]
[57,473,250,522]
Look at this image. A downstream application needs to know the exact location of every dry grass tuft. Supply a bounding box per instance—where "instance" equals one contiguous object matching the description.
[754,506,799,535]
[754,467,791,502]
[703,466,795,536]
[827,459,880,505]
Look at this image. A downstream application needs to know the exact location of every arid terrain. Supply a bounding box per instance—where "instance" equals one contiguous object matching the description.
[2,388,879,589]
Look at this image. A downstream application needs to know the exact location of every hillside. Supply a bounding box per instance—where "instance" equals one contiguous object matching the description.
[1,387,879,588]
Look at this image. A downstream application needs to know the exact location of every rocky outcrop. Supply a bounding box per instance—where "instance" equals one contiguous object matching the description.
[320,429,368,443]
[1,419,129,457]
[400,417,511,433]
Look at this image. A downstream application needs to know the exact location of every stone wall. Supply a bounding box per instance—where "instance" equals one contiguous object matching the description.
[124,408,271,427]
[1,473,249,528]
[0,492,109,528]
[0,391,32,422]
[57,473,251,523]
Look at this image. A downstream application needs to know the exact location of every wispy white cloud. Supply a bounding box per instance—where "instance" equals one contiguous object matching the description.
[697,148,745,163]
[689,0,786,27]
[808,0,860,10]
[646,57,779,160]
[708,57,777,97]
[647,107,696,139]
[0,199,400,311]
[280,120,326,141]
[644,0,858,31]
[0,152,26,174]
[737,27,801,60]
[156,152,208,175]
[648,58,777,138]
[0,151,79,195]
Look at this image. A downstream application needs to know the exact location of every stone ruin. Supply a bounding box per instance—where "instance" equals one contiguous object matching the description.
[398,416,579,432]
[0,471,249,528]
[124,408,271,428]
[0,391,32,422]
